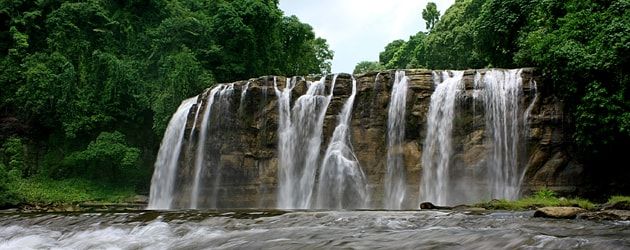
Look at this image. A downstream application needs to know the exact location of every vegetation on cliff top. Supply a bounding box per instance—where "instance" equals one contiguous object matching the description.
[0,0,332,207]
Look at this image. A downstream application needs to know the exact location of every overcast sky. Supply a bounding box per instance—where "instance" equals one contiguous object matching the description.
[279,0,455,73]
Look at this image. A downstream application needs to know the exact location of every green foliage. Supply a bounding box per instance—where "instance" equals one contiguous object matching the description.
[379,39,406,66]
[422,0,485,69]
[277,16,334,76]
[0,163,7,185]
[0,163,20,208]
[422,2,440,31]
[61,131,140,183]
[476,195,595,211]
[574,82,626,151]
[353,61,384,74]
[377,0,630,193]
[532,188,557,200]
[516,1,630,190]
[385,32,427,69]
[311,38,334,74]
[8,177,135,204]
[473,0,534,67]
[1,137,26,177]
[153,47,211,134]
[607,196,630,204]
[0,0,332,200]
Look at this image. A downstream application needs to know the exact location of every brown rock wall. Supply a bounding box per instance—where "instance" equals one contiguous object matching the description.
[171,68,582,208]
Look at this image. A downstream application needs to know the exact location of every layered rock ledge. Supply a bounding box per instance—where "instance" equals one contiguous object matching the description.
[169,68,583,208]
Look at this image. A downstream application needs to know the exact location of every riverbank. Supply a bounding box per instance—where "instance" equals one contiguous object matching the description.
[3,181,629,216]
[473,195,630,212]
[422,192,630,220]
[1,177,144,212]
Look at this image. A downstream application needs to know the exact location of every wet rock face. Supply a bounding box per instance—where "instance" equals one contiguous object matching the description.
[173,68,582,208]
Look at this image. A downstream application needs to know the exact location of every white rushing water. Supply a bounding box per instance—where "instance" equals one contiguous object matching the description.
[316,76,368,209]
[475,69,526,200]
[523,78,539,136]
[239,81,250,116]
[149,68,535,210]
[384,71,409,209]
[148,97,197,209]
[3,211,628,249]
[190,85,223,209]
[419,71,464,206]
[190,84,235,209]
[275,76,334,209]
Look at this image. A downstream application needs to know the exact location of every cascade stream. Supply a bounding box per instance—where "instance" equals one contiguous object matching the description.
[419,71,464,206]
[383,71,409,209]
[149,69,538,210]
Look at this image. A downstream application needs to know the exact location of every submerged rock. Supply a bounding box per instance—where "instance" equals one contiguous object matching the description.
[419,202,451,210]
[578,210,630,221]
[602,200,630,211]
[533,207,586,219]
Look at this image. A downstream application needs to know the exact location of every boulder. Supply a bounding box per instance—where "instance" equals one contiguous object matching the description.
[133,195,149,204]
[419,202,451,210]
[533,206,586,219]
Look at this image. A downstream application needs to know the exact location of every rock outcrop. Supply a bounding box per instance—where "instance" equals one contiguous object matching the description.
[533,206,586,219]
[168,68,583,208]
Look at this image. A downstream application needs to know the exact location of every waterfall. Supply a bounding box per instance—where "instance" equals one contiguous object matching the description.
[148,96,197,209]
[190,84,234,209]
[275,76,335,209]
[148,68,537,210]
[475,69,525,200]
[419,71,464,206]
[190,100,203,138]
[239,81,250,116]
[316,76,368,209]
[384,71,409,210]
[523,78,538,134]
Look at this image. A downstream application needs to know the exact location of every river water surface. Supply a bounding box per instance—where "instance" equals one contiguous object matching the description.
[1,210,628,249]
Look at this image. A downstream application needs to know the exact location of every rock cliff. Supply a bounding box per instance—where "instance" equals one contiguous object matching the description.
[166,68,583,208]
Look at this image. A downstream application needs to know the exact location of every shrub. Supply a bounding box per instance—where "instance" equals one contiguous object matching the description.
[1,137,26,177]
[533,188,557,199]
[0,163,20,208]
[61,131,140,183]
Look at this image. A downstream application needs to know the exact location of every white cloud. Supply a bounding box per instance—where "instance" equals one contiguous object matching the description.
[280,0,455,73]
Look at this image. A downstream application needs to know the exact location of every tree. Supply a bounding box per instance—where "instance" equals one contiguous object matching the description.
[61,131,140,183]
[353,61,384,74]
[474,0,534,67]
[375,0,630,195]
[0,163,20,208]
[379,40,406,66]
[421,0,486,69]
[385,32,426,69]
[311,37,334,74]
[277,16,333,75]
[422,2,440,31]
[0,0,334,198]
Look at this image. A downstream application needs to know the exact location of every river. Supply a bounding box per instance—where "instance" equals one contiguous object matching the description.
[1,210,628,249]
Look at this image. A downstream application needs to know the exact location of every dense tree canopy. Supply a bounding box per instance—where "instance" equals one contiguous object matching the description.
[0,0,333,203]
[366,0,630,195]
